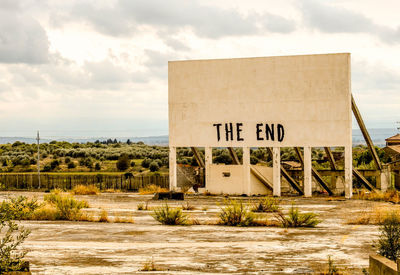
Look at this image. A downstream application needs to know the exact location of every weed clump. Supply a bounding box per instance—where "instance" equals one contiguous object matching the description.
[181,202,195,211]
[137,201,150,211]
[152,204,187,225]
[252,197,280,213]
[276,204,321,228]
[378,212,400,261]
[139,184,168,195]
[321,255,339,274]
[218,200,256,226]
[141,257,157,271]
[43,192,89,221]
[71,184,99,195]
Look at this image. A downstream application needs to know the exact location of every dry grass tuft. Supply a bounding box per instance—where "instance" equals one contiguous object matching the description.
[251,197,280,213]
[113,215,135,223]
[181,202,195,211]
[141,257,158,271]
[354,189,400,204]
[189,218,201,225]
[31,203,58,220]
[77,213,98,222]
[252,218,280,227]
[98,209,110,222]
[139,184,168,195]
[102,189,121,193]
[137,201,151,211]
[71,185,99,195]
[346,207,400,225]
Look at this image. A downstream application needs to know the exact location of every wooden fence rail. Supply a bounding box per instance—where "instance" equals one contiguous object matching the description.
[0,173,169,191]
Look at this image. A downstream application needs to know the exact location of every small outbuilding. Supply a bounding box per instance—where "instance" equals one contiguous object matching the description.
[384,133,400,187]
[384,134,400,161]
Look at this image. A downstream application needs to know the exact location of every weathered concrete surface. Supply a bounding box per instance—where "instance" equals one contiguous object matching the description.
[369,254,398,275]
[0,192,392,274]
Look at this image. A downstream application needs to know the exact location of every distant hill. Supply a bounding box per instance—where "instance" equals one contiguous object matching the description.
[0,135,169,146]
[0,128,398,146]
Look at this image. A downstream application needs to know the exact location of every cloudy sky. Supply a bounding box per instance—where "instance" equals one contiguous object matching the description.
[0,0,399,138]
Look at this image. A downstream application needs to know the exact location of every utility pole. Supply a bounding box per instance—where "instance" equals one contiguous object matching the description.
[36,131,41,189]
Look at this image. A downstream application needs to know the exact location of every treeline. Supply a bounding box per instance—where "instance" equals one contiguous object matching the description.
[0,140,169,173]
[0,140,391,173]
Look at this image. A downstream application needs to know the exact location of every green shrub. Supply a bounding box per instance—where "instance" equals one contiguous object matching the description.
[252,197,280,213]
[141,158,151,168]
[94,163,101,170]
[0,220,30,273]
[152,204,187,225]
[149,161,160,172]
[0,196,41,220]
[67,162,76,169]
[276,205,321,228]
[50,159,59,170]
[116,154,130,171]
[218,200,256,226]
[42,164,51,172]
[378,212,400,261]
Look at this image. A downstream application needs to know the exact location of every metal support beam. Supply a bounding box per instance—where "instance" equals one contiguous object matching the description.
[227,147,240,165]
[280,166,304,195]
[294,147,304,167]
[353,168,374,191]
[351,94,382,170]
[324,147,337,170]
[294,147,333,196]
[190,147,205,168]
[312,168,334,196]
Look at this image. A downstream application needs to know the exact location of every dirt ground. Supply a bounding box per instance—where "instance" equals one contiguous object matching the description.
[0,191,394,274]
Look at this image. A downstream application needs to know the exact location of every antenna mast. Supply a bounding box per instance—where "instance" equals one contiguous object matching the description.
[36,131,41,189]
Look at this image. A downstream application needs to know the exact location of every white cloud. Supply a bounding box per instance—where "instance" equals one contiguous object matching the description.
[0,0,399,136]
[0,2,49,64]
[300,0,400,43]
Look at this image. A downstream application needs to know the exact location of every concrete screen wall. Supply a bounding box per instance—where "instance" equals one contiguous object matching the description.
[168,53,352,197]
[169,53,351,148]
